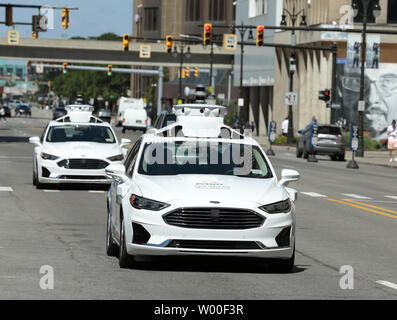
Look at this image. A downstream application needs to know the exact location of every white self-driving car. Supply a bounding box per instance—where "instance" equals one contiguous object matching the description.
[29,105,131,188]
[105,104,300,272]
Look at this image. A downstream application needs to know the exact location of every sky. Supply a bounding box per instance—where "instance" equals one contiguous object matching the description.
[1,0,133,39]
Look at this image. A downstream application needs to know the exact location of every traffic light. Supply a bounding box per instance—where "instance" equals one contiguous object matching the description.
[123,33,129,52]
[256,25,264,47]
[203,23,212,46]
[62,8,69,30]
[194,67,199,78]
[165,35,173,53]
[181,69,186,79]
[185,67,190,78]
[5,6,13,26]
[107,64,112,76]
[47,81,51,88]
[62,63,68,74]
[319,89,331,102]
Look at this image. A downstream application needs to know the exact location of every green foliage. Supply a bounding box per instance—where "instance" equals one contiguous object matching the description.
[342,131,381,150]
[273,135,297,145]
[224,111,237,127]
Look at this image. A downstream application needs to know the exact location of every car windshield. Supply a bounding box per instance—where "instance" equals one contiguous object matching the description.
[46,125,116,143]
[138,141,273,178]
[318,126,341,135]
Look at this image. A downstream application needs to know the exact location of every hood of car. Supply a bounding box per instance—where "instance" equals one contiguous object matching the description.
[134,174,285,206]
[42,142,122,159]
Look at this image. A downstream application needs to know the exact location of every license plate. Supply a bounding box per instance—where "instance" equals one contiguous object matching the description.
[321,139,335,144]
[136,120,142,123]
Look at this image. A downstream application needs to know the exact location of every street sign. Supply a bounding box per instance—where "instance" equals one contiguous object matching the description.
[350,125,359,151]
[310,122,319,147]
[35,64,44,74]
[7,30,20,45]
[223,34,238,51]
[285,92,298,106]
[358,100,365,112]
[238,98,244,107]
[139,44,151,59]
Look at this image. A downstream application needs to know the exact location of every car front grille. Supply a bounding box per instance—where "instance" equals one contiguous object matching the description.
[57,159,109,170]
[163,207,265,230]
[58,175,108,180]
[167,240,262,250]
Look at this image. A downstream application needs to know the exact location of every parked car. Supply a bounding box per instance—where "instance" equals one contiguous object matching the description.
[296,123,345,161]
[15,104,32,117]
[3,106,11,117]
[96,108,112,123]
[52,106,67,120]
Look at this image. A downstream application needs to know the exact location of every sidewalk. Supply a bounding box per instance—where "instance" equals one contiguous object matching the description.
[252,135,397,169]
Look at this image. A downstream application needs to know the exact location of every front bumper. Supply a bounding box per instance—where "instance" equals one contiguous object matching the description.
[123,203,295,259]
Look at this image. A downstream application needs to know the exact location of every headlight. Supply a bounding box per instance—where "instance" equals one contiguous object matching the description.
[40,152,59,160]
[107,154,124,161]
[259,199,291,214]
[130,195,169,211]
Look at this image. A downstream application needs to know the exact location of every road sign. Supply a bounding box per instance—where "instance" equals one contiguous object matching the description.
[223,34,238,51]
[350,125,359,151]
[238,98,244,107]
[139,44,151,59]
[7,30,20,45]
[358,100,365,112]
[35,64,44,74]
[285,92,298,106]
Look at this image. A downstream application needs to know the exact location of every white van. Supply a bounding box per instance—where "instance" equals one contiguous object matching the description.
[122,108,148,133]
[116,97,145,127]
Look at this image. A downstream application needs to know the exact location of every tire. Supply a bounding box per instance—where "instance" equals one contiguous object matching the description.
[33,169,37,186]
[122,128,126,134]
[296,144,303,158]
[106,206,118,257]
[338,153,345,161]
[118,215,135,268]
[330,155,338,161]
[303,146,308,159]
[269,247,295,273]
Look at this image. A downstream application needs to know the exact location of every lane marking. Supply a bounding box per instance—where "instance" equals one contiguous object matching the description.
[89,190,105,194]
[376,280,397,290]
[0,187,13,192]
[326,198,397,219]
[343,199,397,215]
[0,156,31,159]
[385,196,397,200]
[43,190,60,193]
[0,276,17,279]
[342,194,372,200]
[301,192,327,198]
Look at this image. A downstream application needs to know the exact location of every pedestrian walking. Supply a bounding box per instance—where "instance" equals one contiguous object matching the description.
[282,117,289,136]
[387,120,397,162]
[0,105,7,122]
[250,121,255,134]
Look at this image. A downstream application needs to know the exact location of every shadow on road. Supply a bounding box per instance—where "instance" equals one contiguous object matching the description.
[40,183,110,191]
[0,136,29,143]
[130,256,307,275]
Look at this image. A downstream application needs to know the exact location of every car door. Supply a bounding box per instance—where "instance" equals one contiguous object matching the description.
[110,139,142,242]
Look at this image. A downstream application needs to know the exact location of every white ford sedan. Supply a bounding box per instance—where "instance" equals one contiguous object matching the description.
[29,105,131,188]
[106,105,299,272]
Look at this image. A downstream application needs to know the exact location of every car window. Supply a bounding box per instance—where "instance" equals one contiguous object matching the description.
[125,139,142,177]
[318,126,341,135]
[163,114,176,127]
[41,124,49,143]
[138,142,273,178]
[46,125,116,143]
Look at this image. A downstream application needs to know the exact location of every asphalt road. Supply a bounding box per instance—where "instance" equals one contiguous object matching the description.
[0,111,396,300]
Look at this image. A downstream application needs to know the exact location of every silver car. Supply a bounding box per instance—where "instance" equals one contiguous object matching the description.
[296,124,345,161]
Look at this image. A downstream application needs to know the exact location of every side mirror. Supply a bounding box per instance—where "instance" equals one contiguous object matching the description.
[105,163,129,183]
[279,169,300,187]
[120,138,131,148]
[29,136,41,146]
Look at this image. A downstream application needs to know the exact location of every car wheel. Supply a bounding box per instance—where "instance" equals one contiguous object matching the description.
[330,155,338,161]
[338,153,345,161]
[296,144,303,158]
[33,169,37,186]
[269,246,295,273]
[303,146,308,159]
[119,215,135,268]
[106,206,118,257]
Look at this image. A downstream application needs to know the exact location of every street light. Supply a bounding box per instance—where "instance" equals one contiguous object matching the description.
[173,42,191,99]
[280,5,307,144]
[354,0,381,157]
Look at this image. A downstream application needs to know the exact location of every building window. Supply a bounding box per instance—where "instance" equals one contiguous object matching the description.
[249,0,267,18]
[353,0,376,23]
[144,7,159,31]
[185,0,201,22]
[6,68,13,75]
[209,0,225,21]
[388,0,397,23]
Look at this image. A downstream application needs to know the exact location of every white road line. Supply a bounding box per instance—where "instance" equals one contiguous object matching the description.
[0,156,31,159]
[89,190,105,194]
[300,192,328,198]
[376,280,397,290]
[385,196,397,200]
[0,276,17,279]
[342,194,372,200]
[0,187,13,192]
[43,190,60,193]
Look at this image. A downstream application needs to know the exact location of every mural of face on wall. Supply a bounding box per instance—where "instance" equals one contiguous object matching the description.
[336,63,397,140]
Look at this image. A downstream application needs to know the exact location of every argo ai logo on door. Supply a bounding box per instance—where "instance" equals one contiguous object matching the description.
[195,180,230,190]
